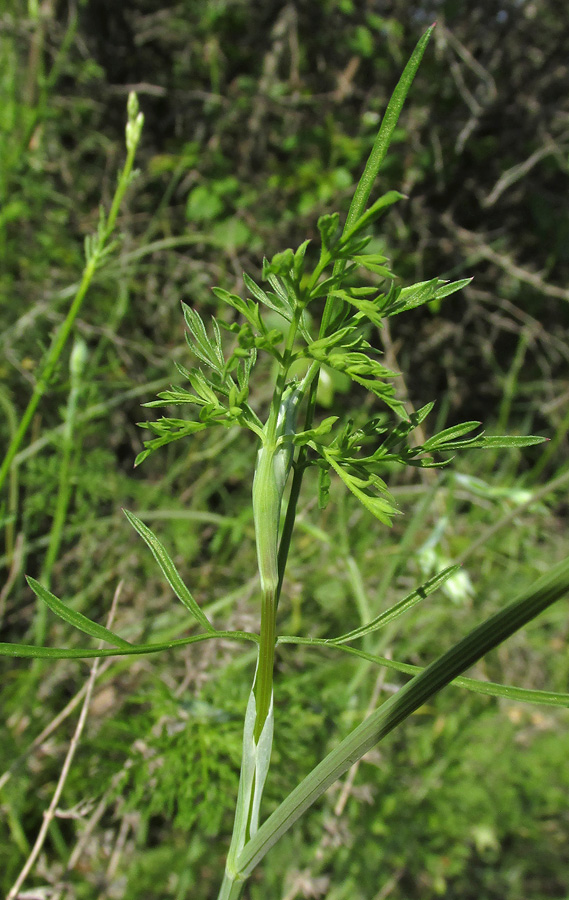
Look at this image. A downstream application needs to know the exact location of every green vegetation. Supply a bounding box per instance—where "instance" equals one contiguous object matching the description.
[1,3,568,899]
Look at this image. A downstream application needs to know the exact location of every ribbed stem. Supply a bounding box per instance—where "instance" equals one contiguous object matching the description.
[217,871,245,900]
[254,587,276,742]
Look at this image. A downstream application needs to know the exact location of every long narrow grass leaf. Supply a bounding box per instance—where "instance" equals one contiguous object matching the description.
[25,576,132,649]
[123,509,214,631]
[239,555,569,877]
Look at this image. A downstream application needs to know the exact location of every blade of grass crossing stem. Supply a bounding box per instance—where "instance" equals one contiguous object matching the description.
[25,576,132,649]
[237,555,569,878]
[123,509,214,632]
[321,24,434,336]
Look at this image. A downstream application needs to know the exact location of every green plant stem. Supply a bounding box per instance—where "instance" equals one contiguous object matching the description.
[0,127,140,496]
[276,459,304,606]
[276,367,319,605]
[0,388,18,565]
[253,305,307,737]
[255,585,276,743]
[35,344,85,644]
[217,872,245,900]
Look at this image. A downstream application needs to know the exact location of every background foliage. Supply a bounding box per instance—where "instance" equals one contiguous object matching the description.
[1,1,568,898]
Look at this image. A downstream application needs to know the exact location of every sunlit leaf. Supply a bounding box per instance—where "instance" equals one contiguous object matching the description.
[26,577,132,649]
[123,510,215,632]
[329,566,459,643]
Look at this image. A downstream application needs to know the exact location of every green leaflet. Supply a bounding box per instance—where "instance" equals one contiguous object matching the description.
[124,510,215,632]
[323,451,399,526]
[383,278,472,316]
[183,304,226,374]
[26,576,132,649]
[328,566,460,643]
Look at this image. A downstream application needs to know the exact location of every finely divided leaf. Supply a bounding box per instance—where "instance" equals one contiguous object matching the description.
[325,453,399,525]
[243,272,293,321]
[422,421,481,451]
[353,255,393,277]
[212,287,265,334]
[293,416,339,446]
[385,278,471,317]
[455,434,547,450]
[182,304,225,373]
[135,419,208,466]
[262,249,295,278]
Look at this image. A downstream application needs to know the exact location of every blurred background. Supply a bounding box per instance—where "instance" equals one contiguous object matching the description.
[1,1,568,898]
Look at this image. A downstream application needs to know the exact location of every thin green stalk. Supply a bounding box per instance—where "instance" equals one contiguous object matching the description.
[252,305,307,738]
[217,872,245,900]
[0,257,95,493]
[0,96,143,495]
[36,339,87,644]
[0,387,18,565]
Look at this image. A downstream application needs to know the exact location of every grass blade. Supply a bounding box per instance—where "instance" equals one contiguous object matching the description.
[26,576,132,649]
[239,554,569,877]
[123,509,215,632]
